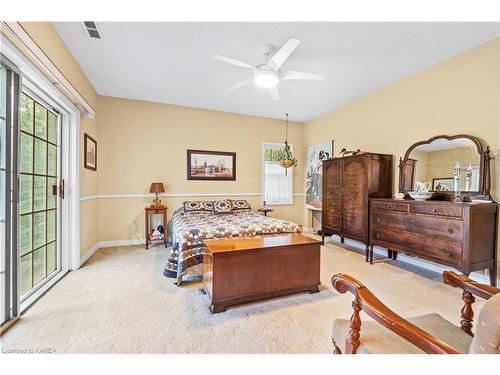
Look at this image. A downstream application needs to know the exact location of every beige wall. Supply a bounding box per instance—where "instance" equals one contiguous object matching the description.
[410,149,429,185]
[96,96,305,241]
[304,37,500,282]
[8,22,100,258]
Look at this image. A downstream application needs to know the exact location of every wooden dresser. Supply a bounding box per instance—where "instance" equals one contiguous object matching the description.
[369,198,498,286]
[322,153,393,257]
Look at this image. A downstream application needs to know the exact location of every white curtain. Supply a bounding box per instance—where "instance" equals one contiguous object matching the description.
[263,143,293,205]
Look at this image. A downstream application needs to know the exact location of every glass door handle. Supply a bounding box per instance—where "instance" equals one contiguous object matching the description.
[59,179,65,199]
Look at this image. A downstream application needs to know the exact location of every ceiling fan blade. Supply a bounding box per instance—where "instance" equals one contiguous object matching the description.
[267,86,280,101]
[282,70,324,81]
[224,79,251,93]
[267,38,301,70]
[212,54,254,69]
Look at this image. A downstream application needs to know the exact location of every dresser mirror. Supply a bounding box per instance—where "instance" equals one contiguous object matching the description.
[398,134,492,201]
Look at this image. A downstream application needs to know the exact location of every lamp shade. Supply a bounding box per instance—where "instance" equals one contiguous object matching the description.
[149,182,165,194]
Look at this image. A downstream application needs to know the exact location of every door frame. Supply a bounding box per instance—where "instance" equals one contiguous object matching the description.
[1,55,20,325]
[1,36,81,311]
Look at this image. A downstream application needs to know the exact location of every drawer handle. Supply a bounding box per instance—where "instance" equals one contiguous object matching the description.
[448,228,454,235]
[432,209,437,213]
[375,216,381,224]
[386,204,392,208]
[446,250,453,257]
[375,233,381,240]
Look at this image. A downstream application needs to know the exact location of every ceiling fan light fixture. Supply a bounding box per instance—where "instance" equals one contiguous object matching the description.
[254,70,279,88]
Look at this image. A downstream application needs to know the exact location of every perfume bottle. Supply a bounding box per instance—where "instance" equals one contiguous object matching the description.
[465,163,472,191]
[453,161,461,202]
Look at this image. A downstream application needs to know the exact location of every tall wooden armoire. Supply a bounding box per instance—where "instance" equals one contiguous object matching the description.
[321,153,393,258]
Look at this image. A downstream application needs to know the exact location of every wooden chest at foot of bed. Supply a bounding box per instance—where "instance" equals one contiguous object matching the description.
[202,233,321,313]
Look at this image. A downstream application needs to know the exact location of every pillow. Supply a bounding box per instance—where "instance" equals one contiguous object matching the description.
[213,199,233,215]
[183,200,214,215]
[231,199,252,213]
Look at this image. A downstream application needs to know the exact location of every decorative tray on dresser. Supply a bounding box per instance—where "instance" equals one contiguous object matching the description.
[369,198,497,285]
[370,134,498,286]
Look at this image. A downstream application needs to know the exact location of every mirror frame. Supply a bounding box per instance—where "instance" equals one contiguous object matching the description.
[398,134,493,201]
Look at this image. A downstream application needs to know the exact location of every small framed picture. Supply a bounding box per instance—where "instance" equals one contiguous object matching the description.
[432,177,453,192]
[84,133,97,171]
[187,149,236,181]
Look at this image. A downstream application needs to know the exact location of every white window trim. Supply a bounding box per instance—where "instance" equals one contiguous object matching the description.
[261,142,294,206]
[1,36,81,311]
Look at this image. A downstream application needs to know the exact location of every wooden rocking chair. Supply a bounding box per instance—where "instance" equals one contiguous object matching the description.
[331,272,500,354]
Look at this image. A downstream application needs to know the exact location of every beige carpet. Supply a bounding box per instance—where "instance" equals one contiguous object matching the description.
[0,235,481,354]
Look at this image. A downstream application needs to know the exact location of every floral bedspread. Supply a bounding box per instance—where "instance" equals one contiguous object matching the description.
[163,210,300,284]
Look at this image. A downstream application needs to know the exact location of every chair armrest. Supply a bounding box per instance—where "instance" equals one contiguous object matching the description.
[442,271,499,300]
[331,273,459,354]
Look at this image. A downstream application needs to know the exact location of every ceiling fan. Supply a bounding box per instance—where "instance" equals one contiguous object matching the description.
[212,38,324,101]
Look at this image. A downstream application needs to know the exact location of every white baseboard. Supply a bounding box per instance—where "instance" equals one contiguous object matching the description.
[79,239,143,267]
[327,236,490,284]
[98,239,143,248]
[79,242,100,267]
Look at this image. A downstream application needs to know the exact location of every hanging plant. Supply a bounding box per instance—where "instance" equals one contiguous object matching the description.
[278,113,298,175]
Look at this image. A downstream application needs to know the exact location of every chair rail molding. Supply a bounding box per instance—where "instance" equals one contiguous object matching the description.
[80,192,306,201]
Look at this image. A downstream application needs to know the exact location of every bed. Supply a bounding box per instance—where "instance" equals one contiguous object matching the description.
[163,199,301,284]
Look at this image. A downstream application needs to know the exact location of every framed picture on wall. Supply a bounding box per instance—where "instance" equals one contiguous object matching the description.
[305,140,334,210]
[187,149,236,181]
[84,133,97,171]
[432,177,454,192]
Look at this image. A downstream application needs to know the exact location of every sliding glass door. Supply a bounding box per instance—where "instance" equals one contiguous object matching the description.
[1,41,72,327]
[19,91,62,300]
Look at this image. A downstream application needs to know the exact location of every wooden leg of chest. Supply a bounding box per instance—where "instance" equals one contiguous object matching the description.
[210,303,226,314]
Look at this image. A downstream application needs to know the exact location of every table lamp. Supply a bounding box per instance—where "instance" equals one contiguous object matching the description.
[149,182,165,208]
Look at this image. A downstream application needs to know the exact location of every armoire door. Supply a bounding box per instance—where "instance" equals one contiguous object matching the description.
[343,156,367,241]
[400,158,416,191]
[322,159,343,233]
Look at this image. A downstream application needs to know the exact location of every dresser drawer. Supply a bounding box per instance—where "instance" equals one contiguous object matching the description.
[371,227,463,267]
[410,204,463,218]
[371,211,464,243]
[371,201,409,213]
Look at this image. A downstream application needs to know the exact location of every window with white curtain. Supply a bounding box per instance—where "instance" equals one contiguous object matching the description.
[262,142,294,205]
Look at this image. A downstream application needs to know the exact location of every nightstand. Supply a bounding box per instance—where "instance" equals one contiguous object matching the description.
[257,208,274,216]
[145,207,168,249]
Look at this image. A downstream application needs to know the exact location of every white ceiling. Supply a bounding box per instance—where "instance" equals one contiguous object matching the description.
[415,138,477,152]
[54,22,500,122]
